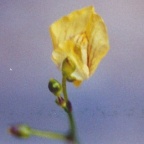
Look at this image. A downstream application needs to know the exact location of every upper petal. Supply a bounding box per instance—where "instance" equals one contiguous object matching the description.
[49,6,94,49]
[86,13,109,76]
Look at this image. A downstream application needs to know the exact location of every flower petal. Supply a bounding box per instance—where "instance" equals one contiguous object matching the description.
[86,12,109,76]
[52,40,89,80]
[49,6,94,50]
[49,6,110,86]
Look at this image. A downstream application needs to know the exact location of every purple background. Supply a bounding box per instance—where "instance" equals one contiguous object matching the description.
[1,1,144,144]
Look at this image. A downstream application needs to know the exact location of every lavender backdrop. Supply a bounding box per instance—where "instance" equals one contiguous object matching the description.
[1,1,144,144]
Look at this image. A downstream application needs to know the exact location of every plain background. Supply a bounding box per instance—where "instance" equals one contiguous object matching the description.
[0,0,144,144]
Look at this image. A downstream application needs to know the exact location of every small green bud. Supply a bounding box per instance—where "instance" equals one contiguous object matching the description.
[8,124,31,139]
[48,79,62,96]
[62,57,76,77]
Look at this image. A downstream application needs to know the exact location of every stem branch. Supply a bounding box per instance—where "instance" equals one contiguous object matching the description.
[31,129,66,140]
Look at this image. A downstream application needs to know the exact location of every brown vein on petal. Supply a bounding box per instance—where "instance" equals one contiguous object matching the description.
[87,44,92,70]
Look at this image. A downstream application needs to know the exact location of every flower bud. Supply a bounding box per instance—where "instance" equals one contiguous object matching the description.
[48,79,62,96]
[8,124,31,139]
[55,97,72,112]
[65,100,72,113]
[62,57,76,77]
[55,96,66,108]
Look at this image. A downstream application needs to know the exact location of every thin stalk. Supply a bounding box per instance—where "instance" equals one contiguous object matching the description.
[31,129,66,140]
[62,76,68,101]
[68,112,76,138]
[62,75,79,144]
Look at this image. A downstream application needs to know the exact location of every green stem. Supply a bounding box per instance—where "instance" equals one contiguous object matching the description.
[62,75,79,144]
[62,76,68,101]
[68,112,76,138]
[31,129,66,140]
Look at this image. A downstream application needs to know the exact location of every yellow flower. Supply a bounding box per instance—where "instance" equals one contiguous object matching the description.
[49,6,109,86]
